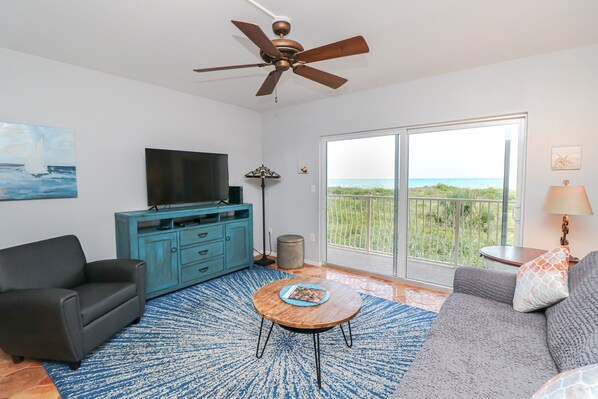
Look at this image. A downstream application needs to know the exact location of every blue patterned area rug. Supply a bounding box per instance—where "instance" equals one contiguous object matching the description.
[43,268,436,398]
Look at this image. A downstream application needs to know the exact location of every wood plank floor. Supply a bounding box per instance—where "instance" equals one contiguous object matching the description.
[0,263,448,398]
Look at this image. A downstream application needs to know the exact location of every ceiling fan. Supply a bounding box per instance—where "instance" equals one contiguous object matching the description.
[193,18,369,96]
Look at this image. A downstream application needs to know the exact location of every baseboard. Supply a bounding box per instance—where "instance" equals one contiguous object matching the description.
[303,258,322,267]
[252,250,322,267]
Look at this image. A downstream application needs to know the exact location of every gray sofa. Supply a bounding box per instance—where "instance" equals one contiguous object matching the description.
[393,251,598,398]
[0,235,146,370]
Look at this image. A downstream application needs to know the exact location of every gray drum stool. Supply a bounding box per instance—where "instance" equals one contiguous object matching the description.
[277,234,304,270]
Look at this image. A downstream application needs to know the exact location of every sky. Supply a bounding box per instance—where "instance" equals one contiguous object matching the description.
[327,124,519,180]
[0,122,76,166]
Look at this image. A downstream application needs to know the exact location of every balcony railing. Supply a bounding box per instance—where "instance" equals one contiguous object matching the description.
[327,194,514,268]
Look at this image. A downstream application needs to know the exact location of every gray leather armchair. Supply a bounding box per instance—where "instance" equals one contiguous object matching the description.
[0,235,146,370]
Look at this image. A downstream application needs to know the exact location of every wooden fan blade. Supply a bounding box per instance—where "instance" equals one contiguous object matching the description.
[256,70,282,96]
[293,65,347,89]
[193,63,270,73]
[231,20,282,59]
[295,36,369,64]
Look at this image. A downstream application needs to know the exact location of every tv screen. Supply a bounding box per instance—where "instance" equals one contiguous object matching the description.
[145,148,229,206]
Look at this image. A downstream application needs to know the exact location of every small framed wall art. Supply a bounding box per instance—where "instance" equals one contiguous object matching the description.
[297,160,309,174]
[551,145,581,171]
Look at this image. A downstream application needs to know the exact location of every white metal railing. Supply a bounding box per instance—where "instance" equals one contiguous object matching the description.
[327,194,514,268]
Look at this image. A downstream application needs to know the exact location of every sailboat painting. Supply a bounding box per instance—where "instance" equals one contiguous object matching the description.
[0,122,77,201]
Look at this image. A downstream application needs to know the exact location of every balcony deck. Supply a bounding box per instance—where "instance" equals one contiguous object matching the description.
[327,194,515,285]
[327,246,458,286]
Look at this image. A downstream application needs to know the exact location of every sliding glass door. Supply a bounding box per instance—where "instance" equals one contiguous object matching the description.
[322,116,526,287]
[325,134,397,276]
[405,119,524,286]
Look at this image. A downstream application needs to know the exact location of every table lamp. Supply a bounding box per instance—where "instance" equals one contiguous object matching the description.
[245,164,280,266]
[543,180,593,259]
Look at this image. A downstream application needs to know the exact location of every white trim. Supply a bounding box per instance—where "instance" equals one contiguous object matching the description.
[514,117,528,245]
[304,258,323,267]
[403,113,529,132]
[317,113,528,141]
[321,127,399,143]
[396,130,408,278]
[262,251,322,267]
[319,139,327,265]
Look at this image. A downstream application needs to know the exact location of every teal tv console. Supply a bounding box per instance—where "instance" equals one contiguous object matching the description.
[115,204,253,299]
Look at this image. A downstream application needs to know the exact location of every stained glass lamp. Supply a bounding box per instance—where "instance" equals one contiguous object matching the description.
[245,165,280,266]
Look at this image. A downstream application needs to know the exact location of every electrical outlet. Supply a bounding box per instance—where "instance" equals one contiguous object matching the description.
[309,233,315,242]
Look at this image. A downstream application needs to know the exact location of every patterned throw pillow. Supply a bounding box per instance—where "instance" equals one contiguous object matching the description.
[513,247,569,312]
[532,363,598,399]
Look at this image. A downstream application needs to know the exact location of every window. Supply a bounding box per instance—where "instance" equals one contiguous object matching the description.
[321,115,526,287]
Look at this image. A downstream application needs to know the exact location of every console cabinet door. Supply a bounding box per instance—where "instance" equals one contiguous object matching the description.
[138,232,179,294]
[225,221,251,270]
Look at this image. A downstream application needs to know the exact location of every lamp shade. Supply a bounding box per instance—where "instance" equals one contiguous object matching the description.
[244,164,280,179]
[543,185,593,215]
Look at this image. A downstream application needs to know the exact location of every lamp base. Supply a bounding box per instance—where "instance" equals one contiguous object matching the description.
[254,255,275,266]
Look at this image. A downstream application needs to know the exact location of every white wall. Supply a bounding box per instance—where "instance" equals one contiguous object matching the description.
[262,45,598,263]
[2,45,597,264]
[0,49,262,260]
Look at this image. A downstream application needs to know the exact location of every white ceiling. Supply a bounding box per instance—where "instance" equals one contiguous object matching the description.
[1,0,598,112]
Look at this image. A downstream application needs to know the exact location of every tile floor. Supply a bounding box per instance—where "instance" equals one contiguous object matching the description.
[0,262,448,398]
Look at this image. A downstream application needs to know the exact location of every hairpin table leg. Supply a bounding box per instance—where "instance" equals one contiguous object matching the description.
[340,321,353,348]
[256,317,275,359]
[312,332,322,389]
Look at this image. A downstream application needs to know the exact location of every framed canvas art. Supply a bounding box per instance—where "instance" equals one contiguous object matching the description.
[0,122,78,201]
[551,145,581,170]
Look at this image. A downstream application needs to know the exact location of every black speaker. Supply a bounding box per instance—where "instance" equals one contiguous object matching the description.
[229,186,243,204]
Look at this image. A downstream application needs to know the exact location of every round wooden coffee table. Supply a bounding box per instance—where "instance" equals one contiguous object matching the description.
[252,277,362,389]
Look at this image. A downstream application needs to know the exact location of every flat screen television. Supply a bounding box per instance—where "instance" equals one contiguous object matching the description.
[145,148,229,206]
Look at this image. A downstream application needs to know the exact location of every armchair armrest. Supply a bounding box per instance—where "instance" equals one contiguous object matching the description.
[85,259,147,314]
[453,266,517,305]
[0,288,84,361]
[85,259,145,284]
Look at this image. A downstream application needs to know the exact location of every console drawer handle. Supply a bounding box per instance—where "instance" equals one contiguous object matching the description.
[225,236,231,241]
[197,233,208,238]
[171,247,178,253]
[198,267,209,273]
[198,250,209,255]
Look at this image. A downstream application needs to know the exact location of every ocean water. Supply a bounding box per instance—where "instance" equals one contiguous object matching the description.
[328,178,503,189]
[0,165,78,200]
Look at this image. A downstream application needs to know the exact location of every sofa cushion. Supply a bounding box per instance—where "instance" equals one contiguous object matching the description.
[72,282,136,326]
[545,251,598,372]
[392,293,558,399]
[513,247,569,312]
